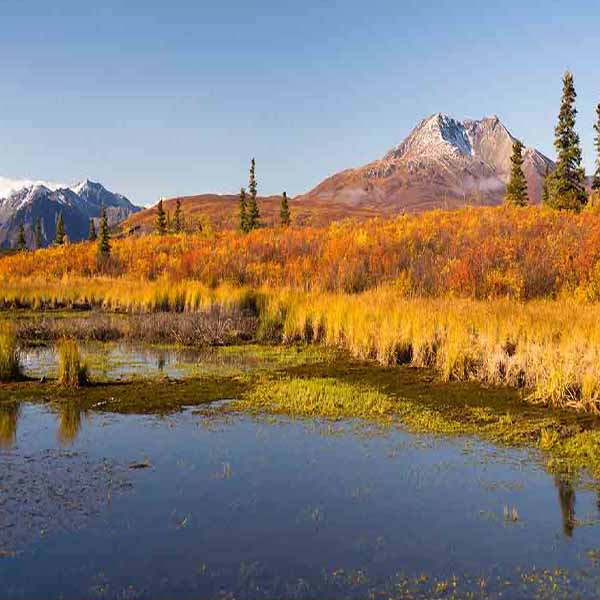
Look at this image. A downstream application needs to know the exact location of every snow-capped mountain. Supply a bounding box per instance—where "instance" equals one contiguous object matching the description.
[0,179,140,248]
[298,113,554,211]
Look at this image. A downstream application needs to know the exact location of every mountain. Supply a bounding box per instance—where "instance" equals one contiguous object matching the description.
[0,179,140,248]
[298,113,554,211]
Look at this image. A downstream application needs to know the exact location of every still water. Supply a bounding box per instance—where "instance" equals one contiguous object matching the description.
[2,401,600,599]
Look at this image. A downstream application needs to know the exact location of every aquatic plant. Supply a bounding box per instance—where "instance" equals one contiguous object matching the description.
[0,324,22,382]
[241,377,394,419]
[57,339,89,388]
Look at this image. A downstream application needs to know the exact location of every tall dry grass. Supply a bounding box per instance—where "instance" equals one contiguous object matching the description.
[266,288,600,411]
[57,339,89,388]
[0,324,22,382]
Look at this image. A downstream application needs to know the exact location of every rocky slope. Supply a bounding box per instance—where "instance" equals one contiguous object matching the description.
[298,113,554,210]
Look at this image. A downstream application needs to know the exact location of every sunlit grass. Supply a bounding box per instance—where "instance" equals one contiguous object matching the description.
[0,324,22,382]
[240,377,395,419]
[57,339,89,388]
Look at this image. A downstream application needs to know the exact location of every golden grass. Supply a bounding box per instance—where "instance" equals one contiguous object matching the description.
[57,339,89,388]
[268,288,600,412]
[0,275,258,313]
[4,273,600,411]
[0,324,22,382]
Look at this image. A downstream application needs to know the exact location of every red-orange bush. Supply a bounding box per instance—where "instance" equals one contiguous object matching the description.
[3,205,600,300]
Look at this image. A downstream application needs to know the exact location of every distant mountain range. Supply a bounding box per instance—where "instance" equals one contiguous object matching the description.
[0,179,139,248]
[1,113,566,245]
[297,113,555,210]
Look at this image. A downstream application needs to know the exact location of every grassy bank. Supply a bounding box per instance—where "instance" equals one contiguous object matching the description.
[4,289,600,411]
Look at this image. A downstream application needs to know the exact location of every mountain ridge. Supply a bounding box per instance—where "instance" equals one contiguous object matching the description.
[0,179,139,248]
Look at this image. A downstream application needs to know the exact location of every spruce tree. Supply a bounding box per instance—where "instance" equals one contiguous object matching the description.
[34,217,42,249]
[504,140,528,206]
[16,224,27,251]
[541,163,551,205]
[88,219,97,241]
[97,206,111,258]
[54,212,66,245]
[155,199,167,235]
[548,71,588,211]
[280,191,291,226]
[239,187,248,233]
[173,198,183,233]
[247,158,260,230]
[593,101,600,191]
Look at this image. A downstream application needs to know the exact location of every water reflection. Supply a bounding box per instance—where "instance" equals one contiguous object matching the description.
[56,401,86,446]
[555,475,576,537]
[0,401,20,449]
[3,405,600,599]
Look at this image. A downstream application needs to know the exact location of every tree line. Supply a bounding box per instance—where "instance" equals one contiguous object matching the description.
[505,70,600,209]
[154,158,291,237]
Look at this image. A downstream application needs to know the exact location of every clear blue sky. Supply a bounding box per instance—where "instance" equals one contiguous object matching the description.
[0,0,598,206]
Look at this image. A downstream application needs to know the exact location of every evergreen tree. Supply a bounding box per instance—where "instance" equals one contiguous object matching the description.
[593,101,600,191]
[547,71,588,211]
[247,158,260,230]
[155,199,167,235]
[504,140,528,206]
[97,206,111,258]
[34,217,42,249]
[54,212,66,245]
[88,219,97,242]
[280,191,291,226]
[239,187,248,233]
[173,198,183,233]
[541,163,551,205]
[16,224,27,251]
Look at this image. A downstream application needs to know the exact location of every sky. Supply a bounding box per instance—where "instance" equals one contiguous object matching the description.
[0,0,599,206]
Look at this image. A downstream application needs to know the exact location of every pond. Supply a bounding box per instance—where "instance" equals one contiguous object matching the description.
[2,400,600,599]
[19,342,326,381]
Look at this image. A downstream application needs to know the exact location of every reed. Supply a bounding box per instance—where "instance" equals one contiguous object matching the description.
[57,339,89,388]
[272,289,600,412]
[0,324,22,382]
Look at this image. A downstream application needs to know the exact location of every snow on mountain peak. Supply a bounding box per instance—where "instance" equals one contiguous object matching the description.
[0,176,65,200]
[388,113,474,162]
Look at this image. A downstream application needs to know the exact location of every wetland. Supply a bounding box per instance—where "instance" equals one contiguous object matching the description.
[3,313,600,599]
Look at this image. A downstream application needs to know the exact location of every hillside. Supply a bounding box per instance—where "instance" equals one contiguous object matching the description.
[122,193,383,234]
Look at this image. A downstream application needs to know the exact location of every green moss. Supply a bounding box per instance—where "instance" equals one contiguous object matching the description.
[237,377,394,419]
[0,376,249,415]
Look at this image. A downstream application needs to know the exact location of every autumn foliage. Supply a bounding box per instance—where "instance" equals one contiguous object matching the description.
[2,206,600,300]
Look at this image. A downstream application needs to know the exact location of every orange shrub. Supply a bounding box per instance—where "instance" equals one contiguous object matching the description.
[2,206,600,300]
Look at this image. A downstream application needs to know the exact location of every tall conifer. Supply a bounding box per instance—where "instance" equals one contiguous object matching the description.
[88,219,97,241]
[239,187,248,233]
[548,71,587,210]
[155,199,167,235]
[247,158,260,230]
[280,191,291,226]
[97,206,111,258]
[16,224,27,251]
[541,163,551,205]
[173,199,183,233]
[54,212,66,245]
[505,140,528,206]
